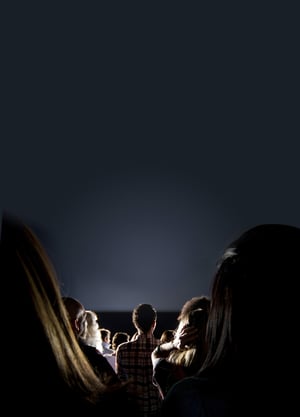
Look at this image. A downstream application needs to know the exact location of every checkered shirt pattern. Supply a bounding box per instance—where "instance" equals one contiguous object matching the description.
[116,333,161,417]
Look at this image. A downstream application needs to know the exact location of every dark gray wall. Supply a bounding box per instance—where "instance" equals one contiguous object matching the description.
[2,5,299,313]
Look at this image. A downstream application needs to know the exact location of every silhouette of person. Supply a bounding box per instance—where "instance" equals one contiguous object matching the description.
[116,303,161,417]
[62,296,119,385]
[1,212,126,415]
[152,296,210,399]
[161,224,300,417]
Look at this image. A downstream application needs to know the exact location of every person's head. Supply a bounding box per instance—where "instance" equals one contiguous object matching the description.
[85,310,99,332]
[177,295,210,324]
[99,328,111,344]
[201,223,300,376]
[1,213,106,409]
[111,332,130,350]
[169,298,209,369]
[160,329,175,344]
[132,303,157,334]
[175,295,210,339]
[62,296,87,338]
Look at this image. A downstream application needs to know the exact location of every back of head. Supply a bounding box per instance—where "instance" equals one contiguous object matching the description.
[177,295,210,323]
[132,303,157,333]
[1,213,62,312]
[202,223,300,376]
[188,308,208,333]
[81,310,101,350]
[1,213,65,352]
[112,332,130,350]
[86,310,99,327]
[63,297,85,320]
[62,296,87,338]
[1,213,106,411]
[160,329,175,344]
[85,310,100,336]
[99,328,111,340]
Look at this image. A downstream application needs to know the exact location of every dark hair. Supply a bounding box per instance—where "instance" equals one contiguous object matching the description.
[112,332,130,350]
[188,308,208,329]
[177,296,210,322]
[132,303,157,333]
[200,223,300,376]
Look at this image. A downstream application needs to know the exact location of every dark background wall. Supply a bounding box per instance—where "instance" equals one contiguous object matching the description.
[1,5,299,317]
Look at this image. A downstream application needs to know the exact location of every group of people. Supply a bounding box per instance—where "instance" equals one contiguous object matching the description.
[1,211,299,416]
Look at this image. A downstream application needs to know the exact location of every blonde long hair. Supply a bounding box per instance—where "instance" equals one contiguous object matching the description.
[1,214,106,405]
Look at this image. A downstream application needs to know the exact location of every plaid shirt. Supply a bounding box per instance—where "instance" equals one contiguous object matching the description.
[116,333,161,417]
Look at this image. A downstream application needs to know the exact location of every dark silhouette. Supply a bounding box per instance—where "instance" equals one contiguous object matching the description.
[152,296,210,399]
[116,303,161,417]
[161,224,300,416]
[62,296,119,385]
[1,213,126,415]
[112,331,131,350]
[105,331,131,372]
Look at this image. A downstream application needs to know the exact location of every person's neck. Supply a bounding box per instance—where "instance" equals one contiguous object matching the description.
[138,330,154,338]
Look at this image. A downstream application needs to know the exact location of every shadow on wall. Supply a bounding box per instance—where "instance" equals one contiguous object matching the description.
[97,311,179,339]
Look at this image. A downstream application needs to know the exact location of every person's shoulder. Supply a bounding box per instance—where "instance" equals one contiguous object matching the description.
[166,374,226,403]
[117,340,132,352]
[81,343,109,362]
[81,342,100,355]
[171,374,226,395]
[162,376,228,417]
[171,375,209,392]
[161,376,208,416]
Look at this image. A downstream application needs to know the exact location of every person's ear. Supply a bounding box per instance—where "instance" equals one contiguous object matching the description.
[74,318,81,333]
